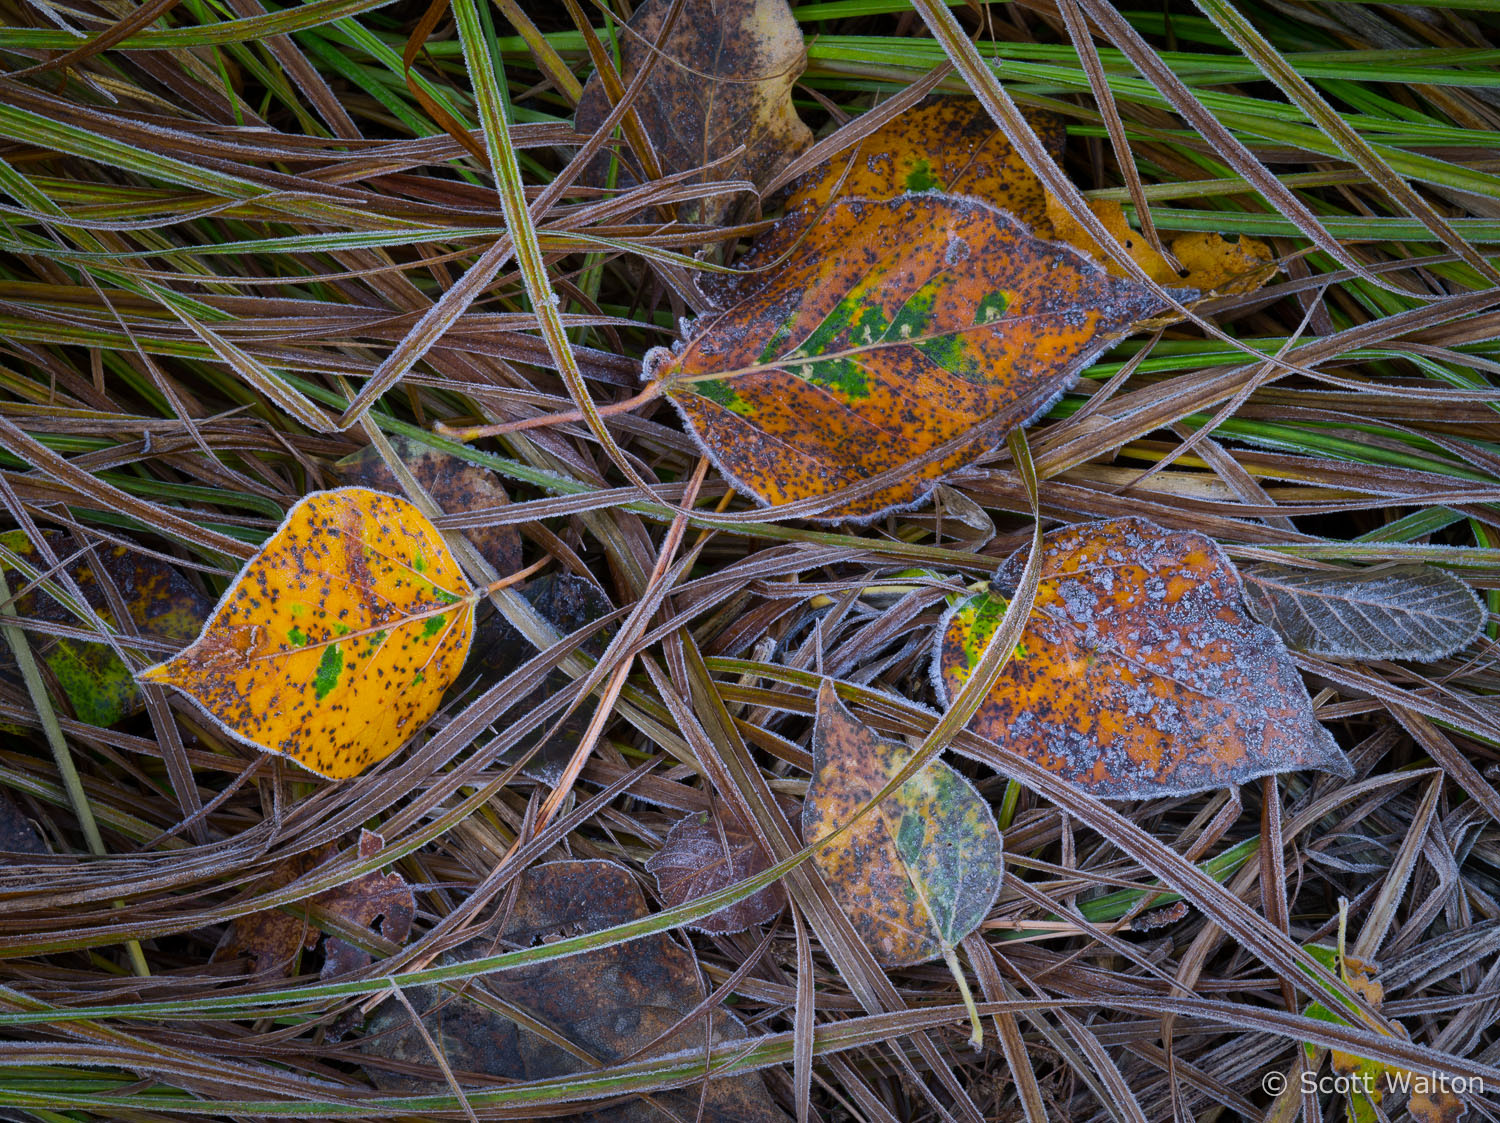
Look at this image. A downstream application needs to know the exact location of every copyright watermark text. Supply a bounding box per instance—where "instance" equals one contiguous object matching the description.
[1261,1070,1483,1097]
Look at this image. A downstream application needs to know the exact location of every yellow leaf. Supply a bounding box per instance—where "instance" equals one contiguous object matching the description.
[1044,194,1275,295]
[139,487,476,780]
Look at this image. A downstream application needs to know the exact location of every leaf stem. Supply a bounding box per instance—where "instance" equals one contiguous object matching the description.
[474,555,551,600]
[941,940,984,1050]
[434,381,664,441]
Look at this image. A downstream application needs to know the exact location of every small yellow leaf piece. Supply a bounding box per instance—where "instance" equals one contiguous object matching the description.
[1044,195,1275,294]
[139,487,474,779]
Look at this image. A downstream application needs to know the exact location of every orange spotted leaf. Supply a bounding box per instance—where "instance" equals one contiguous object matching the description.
[803,681,1002,967]
[934,517,1352,798]
[139,488,476,780]
[649,193,1167,521]
[754,97,1064,266]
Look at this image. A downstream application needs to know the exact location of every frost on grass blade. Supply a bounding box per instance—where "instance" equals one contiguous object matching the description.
[934,517,1353,799]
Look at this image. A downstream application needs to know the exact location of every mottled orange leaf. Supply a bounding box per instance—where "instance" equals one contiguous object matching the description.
[934,517,1352,798]
[1044,194,1275,294]
[804,681,1002,967]
[139,487,477,780]
[646,810,787,934]
[575,0,812,227]
[772,97,1064,241]
[649,194,1166,521]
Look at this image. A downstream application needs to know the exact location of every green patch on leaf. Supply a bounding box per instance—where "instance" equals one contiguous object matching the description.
[693,376,752,415]
[288,626,307,646]
[789,357,869,398]
[412,553,426,574]
[905,158,940,193]
[974,290,1009,324]
[313,643,343,700]
[422,615,446,638]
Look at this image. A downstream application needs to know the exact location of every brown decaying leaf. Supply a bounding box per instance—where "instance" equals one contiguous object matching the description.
[1241,563,1485,662]
[574,0,813,227]
[1044,194,1275,294]
[0,530,210,727]
[646,809,787,934]
[476,572,616,784]
[934,517,1353,798]
[216,831,413,979]
[649,194,1167,521]
[360,860,787,1123]
[139,488,475,780]
[332,434,522,576]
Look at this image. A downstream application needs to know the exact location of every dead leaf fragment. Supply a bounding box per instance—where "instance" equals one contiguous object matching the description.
[0,531,210,727]
[574,0,813,227]
[216,832,414,979]
[1044,194,1274,294]
[646,810,787,934]
[332,434,522,576]
[360,860,787,1122]
[935,517,1353,798]
[139,488,476,779]
[1241,563,1484,662]
[650,193,1167,521]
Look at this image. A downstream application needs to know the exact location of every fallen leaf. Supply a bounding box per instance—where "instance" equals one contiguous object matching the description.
[0,531,210,727]
[803,681,1002,967]
[1301,944,1467,1123]
[139,487,478,780]
[360,859,788,1122]
[648,193,1167,521]
[1044,194,1275,294]
[754,97,1064,266]
[574,0,812,227]
[934,517,1353,798]
[332,434,522,576]
[216,831,413,978]
[1241,563,1484,662]
[474,572,616,784]
[646,810,787,934]
[0,790,46,855]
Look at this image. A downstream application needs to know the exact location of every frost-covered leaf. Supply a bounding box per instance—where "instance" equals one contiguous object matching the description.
[646,810,786,934]
[140,488,478,779]
[0,531,209,727]
[803,681,1002,966]
[650,193,1167,522]
[574,0,812,227]
[1241,563,1484,662]
[745,96,1064,270]
[934,517,1353,799]
[360,859,788,1122]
